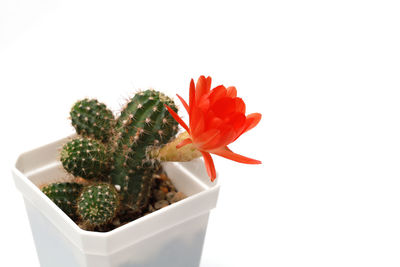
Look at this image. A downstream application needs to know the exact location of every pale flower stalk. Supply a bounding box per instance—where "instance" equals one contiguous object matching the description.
[149,132,202,162]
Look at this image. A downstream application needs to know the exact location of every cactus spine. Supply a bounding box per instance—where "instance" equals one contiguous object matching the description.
[42,182,83,219]
[111,90,178,210]
[77,183,119,228]
[61,137,110,181]
[70,99,115,143]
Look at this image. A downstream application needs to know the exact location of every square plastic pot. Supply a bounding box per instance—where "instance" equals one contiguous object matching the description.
[12,136,220,267]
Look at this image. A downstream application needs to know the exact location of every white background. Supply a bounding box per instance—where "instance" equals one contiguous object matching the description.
[1,1,400,266]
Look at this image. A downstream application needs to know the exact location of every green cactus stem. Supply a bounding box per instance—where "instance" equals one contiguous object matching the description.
[42,182,83,218]
[110,90,178,210]
[61,137,110,181]
[114,159,161,211]
[77,183,119,228]
[70,98,115,143]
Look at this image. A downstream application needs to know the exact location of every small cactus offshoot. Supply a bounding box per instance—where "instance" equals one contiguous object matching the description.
[42,182,83,218]
[61,137,110,181]
[77,183,119,228]
[70,98,115,143]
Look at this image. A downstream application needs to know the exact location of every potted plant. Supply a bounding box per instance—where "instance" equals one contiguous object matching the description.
[12,75,262,267]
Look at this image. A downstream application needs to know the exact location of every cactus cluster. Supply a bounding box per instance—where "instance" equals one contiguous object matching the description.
[43,90,180,230]
[42,182,83,219]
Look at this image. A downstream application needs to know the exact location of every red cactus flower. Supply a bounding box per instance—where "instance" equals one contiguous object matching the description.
[165,76,262,181]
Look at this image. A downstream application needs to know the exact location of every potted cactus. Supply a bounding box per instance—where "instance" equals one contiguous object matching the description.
[12,76,261,267]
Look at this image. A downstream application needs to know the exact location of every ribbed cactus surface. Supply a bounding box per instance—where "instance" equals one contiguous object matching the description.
[70,98,115,143]
[42,182,83,218]
[61,137,110,180]
[77,183,119,227]
[111,90,178,210]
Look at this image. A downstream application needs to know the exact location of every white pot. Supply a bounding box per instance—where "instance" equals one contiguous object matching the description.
[12,136,220,267]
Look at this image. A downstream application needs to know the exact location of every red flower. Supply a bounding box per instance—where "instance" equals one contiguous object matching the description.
[165,76,262,181]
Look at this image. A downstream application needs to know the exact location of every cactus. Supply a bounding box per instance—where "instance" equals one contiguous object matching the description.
[61,137,110,181]
[111,90,178,210]
[114,159,161,210]
[77,183,119,228]
[70,98,115,143]
[42,182,83,218]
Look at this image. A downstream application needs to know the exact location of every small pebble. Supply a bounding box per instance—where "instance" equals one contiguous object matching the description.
[112,218,121,227]
[148,204,155,212]
[153,189,166,201]
[165,180,176,191]
[160,173,168,181]
[166,192,176,203]
[170,192,186,203]
[159,186,169,194]
[154,200,169,210]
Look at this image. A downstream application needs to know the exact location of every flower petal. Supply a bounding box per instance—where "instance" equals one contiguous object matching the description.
[164,104,190,133]
[211,146,261,164]
[196,76,212,103]
[208,85,227,106]
[226,86,237,98]
[212,97,238,117]
[189,107,206,136]
[189,79,196,117]
[204,112,246,146]
[176,94,189,114]
[228,113,246,138]
[193,128,220,146]
[241,113,262,134]
[176,138,193,149]
[206,114,223,130]
[201,151,217,181]
[200,128,236,150]
[234,98,246,114]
